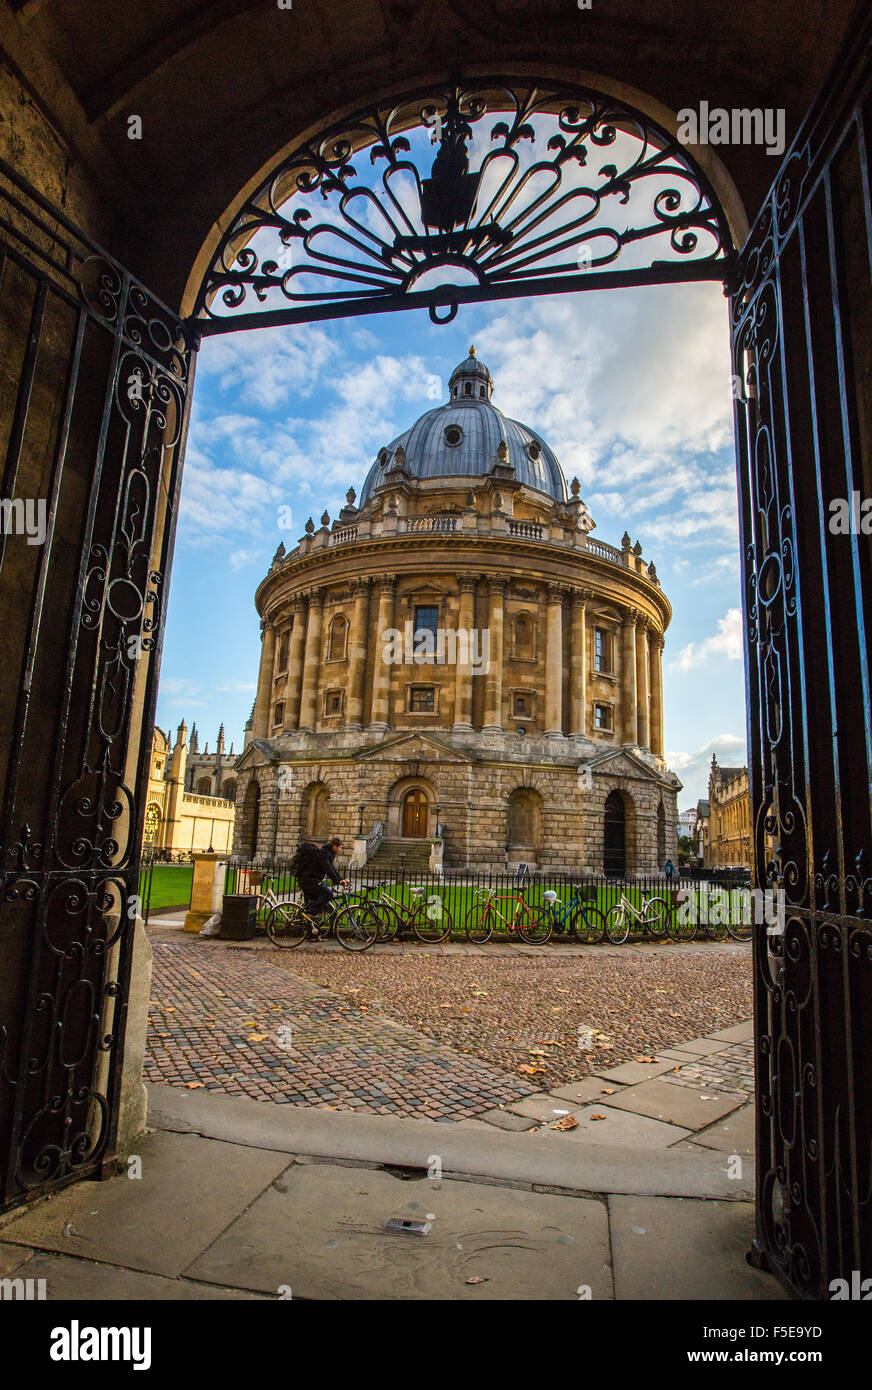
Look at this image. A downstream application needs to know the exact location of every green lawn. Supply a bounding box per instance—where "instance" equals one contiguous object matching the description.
[140,864,193,913]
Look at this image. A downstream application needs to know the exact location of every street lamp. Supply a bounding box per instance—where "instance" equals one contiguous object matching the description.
[435,803,442,837]
[357,802,366,834]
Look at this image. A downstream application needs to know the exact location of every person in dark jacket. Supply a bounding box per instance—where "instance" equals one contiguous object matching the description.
[298,837,349,924]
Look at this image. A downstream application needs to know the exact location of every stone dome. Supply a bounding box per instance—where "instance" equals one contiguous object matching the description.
[360,347,568,505]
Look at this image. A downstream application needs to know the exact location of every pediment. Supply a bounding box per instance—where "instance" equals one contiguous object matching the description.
[234,739,276,771]
[356,732,476,764]
[583,747,669,782]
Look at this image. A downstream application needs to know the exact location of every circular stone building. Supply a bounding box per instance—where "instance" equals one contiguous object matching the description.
[235,349,680,874]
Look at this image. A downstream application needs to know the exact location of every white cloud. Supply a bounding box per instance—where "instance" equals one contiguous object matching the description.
[197,325,337,410]
[673,608,744,671]
[665,732,748,806]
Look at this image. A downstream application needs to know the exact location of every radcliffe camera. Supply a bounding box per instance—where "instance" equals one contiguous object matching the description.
[0,0,869,1356]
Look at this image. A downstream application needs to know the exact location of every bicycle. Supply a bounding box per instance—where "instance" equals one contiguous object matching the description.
[364,882,453,944]
[661,886,698,942]
[266,885,378,952]
[542,885,607,944]
[464,872,551,944]
[604,889,668,944]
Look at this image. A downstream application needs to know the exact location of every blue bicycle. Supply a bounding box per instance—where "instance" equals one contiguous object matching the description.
[542,886,606,944]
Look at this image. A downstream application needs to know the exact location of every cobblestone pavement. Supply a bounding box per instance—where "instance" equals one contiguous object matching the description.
[665,1041,755,1098]
[145,940,532,1118]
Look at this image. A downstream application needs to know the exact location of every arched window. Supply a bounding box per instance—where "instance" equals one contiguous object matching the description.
[604,791,626,876]
[479,385,486,397]
[327,613,348,661]
[303,783,331,840]
[196,776,212,795]
[241,781,261,856]
[276,631,289,671]
[657,802,666,866]
[273,700,285,727]
[144,804,162,846]
[464,381,472,395]
[223,780,237,802]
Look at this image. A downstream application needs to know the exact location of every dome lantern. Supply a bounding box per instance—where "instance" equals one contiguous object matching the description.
[448,345,493,402]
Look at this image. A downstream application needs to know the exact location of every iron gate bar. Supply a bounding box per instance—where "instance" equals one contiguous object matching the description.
[192,256,730,335]
[729,3,872,1299]
[0,155,196,1209]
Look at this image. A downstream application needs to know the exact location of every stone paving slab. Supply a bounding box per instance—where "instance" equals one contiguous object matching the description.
[667,1042,754,1099]
[0,1240,34,1275]
[594,1058,684,1085]
[602,1078,745,1130]
[670,1037,732,1056]
[478,1108,539,1132]
[184,1162,614,1300]
[538,1104,691,1147]
[506,1092,582,1122]
[707,1021,755,1044]
[609,1196,790,1300]
[690,1104,755,1155]
[10,1252,269,1300]
[146,939,531,1120]
[0,1131,290,1278]
[549,1077,628,1105]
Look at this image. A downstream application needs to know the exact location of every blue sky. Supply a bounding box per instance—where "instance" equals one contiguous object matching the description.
[155,283,747,807]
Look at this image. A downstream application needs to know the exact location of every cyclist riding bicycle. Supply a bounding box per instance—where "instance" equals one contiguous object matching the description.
[296,836,350,933]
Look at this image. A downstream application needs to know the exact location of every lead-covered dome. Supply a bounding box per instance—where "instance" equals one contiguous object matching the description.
[360,347,568,505]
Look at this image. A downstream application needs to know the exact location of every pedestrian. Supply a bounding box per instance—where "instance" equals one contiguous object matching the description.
[295,835,350,935]
[664,857,675,883]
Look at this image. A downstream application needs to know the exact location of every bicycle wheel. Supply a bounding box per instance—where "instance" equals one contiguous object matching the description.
[570,904,605,944]
[644,896,670,938]
[370,900,400,942]
[702,917,729,941]
[664,898,696,942]
[333,899,378,951]
[605,904,630,945]
[518,905,553,945]
[410,894,453,943]
[266,901,309,949]
[464,899,493,944]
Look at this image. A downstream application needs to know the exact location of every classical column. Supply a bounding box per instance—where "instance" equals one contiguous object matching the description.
[650,632,665,755]
[544,583,565,737]
[344,577,370,730]
[298,587,324,732]
[452,573,477,732]
[622,609,638,744]
[569,587,588,736]
[283,594,308,730]
[482,574,505,731]
[368,576,396,731]
[635,616,650,750]
[252,620,276,738]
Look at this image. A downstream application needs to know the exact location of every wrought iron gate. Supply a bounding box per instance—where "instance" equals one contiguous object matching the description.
[730,14,872,1298]
[0,159,195,1209]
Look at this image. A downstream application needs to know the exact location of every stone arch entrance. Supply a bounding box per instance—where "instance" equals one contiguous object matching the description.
[603,790,627,876]
[302,782,331,841]
[240,781,261,858]
[507,787,543,863]
[401,788,428,839]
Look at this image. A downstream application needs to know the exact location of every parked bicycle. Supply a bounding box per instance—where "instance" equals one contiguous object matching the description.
[364,882,453,944]
[266,885,378,952]
[464,871,551,944]
[541,885,607,943]
[604,889,668,944]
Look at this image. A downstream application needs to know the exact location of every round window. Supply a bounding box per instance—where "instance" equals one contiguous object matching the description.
[527,441,541,462]
[378,448,389,468]
[444,425,463,447]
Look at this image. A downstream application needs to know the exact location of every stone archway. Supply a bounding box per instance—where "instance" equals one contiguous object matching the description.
[240,780,261,858]
[301,782,331,841]
[603,790,627,876]
[507,787,543,863]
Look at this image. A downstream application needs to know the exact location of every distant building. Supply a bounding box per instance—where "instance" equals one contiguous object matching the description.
[704,756,751,869]
[185,722,239,802]
[143,721,236,855]
[694,799,710,865]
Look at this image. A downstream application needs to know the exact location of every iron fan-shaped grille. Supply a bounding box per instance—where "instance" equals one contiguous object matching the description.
[192,80,733,333]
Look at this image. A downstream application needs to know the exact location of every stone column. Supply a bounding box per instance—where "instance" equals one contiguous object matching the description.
[345,577,371,730]
[368,576,396,731]
[650,632,664,755]
[544,583,565,737]
[283,594,308,730]
[569,587,588,736]
[635,617,650,750]
[482,574,506,731]
[252,620,276,739]
[622,609,638,745]
[298,587,324,732]
[452,573,477,732]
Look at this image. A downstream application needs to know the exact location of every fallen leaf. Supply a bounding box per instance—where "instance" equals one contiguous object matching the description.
[635,1056,661,1064]
[518,1065,546,1075]
[528,1048,547,1056]
[590,1113,607,1121]
[465,1277,488,1285]
[551,1115,579,1131]
[185,1082,205,1089]
[249,1034,266,1042]
[601,1087,616,1095]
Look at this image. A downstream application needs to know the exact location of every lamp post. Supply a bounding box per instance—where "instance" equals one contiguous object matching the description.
[357,802,366,835]
[435,803,442,838]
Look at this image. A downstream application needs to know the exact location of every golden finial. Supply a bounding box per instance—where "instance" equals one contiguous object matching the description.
[469,344,476,357]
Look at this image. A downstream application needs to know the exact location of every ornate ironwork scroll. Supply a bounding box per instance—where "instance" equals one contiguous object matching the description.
[193,79,731,332]
[0,157,195,1209]
[729,10,872,1298]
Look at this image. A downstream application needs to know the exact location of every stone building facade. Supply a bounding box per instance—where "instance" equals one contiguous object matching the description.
[143,722,235,856]
[184,723,239,801]
[235,351,680,873]
[703,756,752,869]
